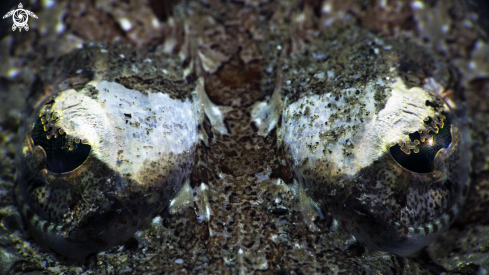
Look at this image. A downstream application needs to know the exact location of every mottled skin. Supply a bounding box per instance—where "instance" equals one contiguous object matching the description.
[0,0,488,274]
[279,26,470,256]
[17,44,201,258]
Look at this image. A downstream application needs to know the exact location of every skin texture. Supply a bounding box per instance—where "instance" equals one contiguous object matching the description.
[0,0,488,274]
[16,44,201,258]
[279,26,471,256]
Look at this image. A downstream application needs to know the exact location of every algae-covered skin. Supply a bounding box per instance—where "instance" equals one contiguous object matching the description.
[0,0,488,274]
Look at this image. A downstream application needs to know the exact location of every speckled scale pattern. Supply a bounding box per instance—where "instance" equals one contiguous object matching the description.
[1,0,484,274]
[16,43,202,258]
[41,43,191,101]
[280,25,471,256]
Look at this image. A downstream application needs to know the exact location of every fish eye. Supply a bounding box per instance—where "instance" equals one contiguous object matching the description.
[31,112,91,173]
[16,44,201,258]
[279,27,471,256]
[389,101,453,174]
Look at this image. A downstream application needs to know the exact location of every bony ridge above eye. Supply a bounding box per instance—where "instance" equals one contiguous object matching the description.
[279,27,471,256]
[15,43,203,258]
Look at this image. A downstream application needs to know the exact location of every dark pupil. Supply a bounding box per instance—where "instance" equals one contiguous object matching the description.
[390,111,452,174]
[31,116,91,173]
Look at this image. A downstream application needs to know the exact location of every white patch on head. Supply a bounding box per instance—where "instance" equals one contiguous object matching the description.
[283,77,439,175]
[118,18,133,31]
[50,80,199,179]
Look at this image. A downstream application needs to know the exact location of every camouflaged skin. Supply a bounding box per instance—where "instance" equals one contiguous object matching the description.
[0,0,488,274]
[16,43,201,258]
[279,26,470,256]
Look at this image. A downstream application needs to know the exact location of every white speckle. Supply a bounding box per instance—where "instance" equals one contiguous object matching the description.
[411,1,424,10]
[175,258,184,264]
[76,69,83,74]
[373,48,379,54]
[200,183,208,191]
[256,172,269,183]
[441,24,450,34]
[144,58,152,63]
[296,12,306,24]
[323,18,335,27]
[270,234,278,242]
[314,53,328,62]
[196,214,205,223]
[462,19,473,29]
[100,49,108,53]
[151,216,161,226]
[238,248,244,255]
[327,70,335,79]
[152,18,160,28]
[274,178,285,186]
[55,21,65,33]
[205,205,211,220]
[7,68,20,78]
[42,0,55,8]
[315,72,325,79]
[131,64,139,74]
[120,54,125,58]
[119,18,132,31]
[322,2,332,14]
